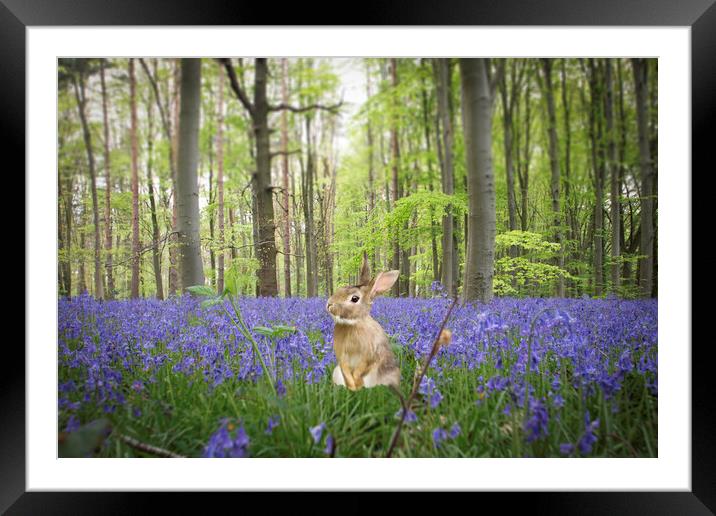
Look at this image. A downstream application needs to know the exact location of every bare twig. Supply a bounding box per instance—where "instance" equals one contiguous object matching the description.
[385,296,458,458]
[138,58,172,143]
[276,249,304,258]
[268,100,343,114]
[116,433,185,458]
[109,231,177,268]
[269,149,302,160]
[218,58,255,116]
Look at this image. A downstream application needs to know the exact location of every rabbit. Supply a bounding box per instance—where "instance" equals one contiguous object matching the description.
[326,253,401,391]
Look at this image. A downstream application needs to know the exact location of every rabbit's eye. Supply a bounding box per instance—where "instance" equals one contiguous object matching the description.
[351,295,360,303]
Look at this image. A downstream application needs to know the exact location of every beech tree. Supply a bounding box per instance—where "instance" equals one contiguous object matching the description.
[459,58,498,303]
[70,60,104,300]
[176,58,205,290]
[221,58,341,297]
[632,58,655,298]
[58,58,656,301]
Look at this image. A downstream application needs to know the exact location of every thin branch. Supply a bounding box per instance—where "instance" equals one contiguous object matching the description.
[218,58,255,116]
[268,99,343,114]
[385,297,458,458]
[269,149,302,160]
[276,249,304,258]
[116,433,185,458]
[138,58,172,142]
[110,231,176,268]
[240,177,254,197]
[489,59,506,102]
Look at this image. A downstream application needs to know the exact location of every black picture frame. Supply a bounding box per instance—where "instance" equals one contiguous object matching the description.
[6,0,710,513]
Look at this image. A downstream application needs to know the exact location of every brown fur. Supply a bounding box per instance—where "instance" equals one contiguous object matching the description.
[327,255,400,390]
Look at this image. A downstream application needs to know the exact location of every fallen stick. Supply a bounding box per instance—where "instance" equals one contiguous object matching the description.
[117,433,186,458]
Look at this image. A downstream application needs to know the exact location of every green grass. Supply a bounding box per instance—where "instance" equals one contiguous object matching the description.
[61,337,657,458]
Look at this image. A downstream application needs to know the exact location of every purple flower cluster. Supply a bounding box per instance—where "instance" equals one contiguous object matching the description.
[58,294,657,456]
[433,422,461,448]
[202,419,250,458]
[418,376,443,409]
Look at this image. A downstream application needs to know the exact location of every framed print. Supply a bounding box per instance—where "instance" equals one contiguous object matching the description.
[6,0,711,512]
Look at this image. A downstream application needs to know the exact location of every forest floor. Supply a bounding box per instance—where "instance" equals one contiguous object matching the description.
[58,295,657,458]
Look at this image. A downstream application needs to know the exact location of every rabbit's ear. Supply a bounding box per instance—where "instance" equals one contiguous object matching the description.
[359,252,371,285]
[369,270,399,299]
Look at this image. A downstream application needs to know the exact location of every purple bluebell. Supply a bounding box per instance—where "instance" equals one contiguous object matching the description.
[560,443,575,456]
[310,422,326,444]
[432,428,449,448]
[324,435,334,455]
[449,423,461,439]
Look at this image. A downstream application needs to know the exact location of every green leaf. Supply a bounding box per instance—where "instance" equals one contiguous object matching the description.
[253,326,274,337]
[273,325,297,334]
[186,285,216,297]
[201,298,223,309]
[59,418,112,458]
[224,264,241,297]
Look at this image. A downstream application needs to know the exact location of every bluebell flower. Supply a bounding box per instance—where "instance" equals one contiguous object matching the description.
[276,379,287,397]
[560,443,575,456]
[419,376,443,409]
[65,415,80,433]
[432,428,448,448]
[449,423,461,439]
[487,375,509,392]
[577,411,600,455]
[395,408,418,424]
[310,422,326,444]
[552,393,565,409]
[324,435,334,455]
[203,419,250,458]
[524,398,549,443]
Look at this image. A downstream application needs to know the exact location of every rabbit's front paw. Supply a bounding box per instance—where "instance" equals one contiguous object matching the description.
[353,375,364,390]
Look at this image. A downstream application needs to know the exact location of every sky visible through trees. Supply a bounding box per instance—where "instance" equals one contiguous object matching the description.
[57,57,658,302]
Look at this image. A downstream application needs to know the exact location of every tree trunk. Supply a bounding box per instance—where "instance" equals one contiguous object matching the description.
[139,57,179,297]
[605,59,620,294]
[62,174,73,296]
[366,62,378,273]
[459,59,496,303]
[517,69,532,232]
[57,172,68,296]
[420,62,441,283]
[323,152,337,296]
[208,136,216,286]
[168,60,181,296]
[561,59,577,294]
[292,167,303,297]
[632,58,655,297]
[303,114,318,297]
[616,59,630,286]
[251,59,280,296]
[176,58,205,291]
[540,58,565,296]
[435,58,456,297]
[127,59,141,298]
[586,59,605,297]
[212,63,224,294]
[146,83,164,299]
[77,195,87,296]
[499,62,518,235]
[390,58,402,296]
[280,58,292,297]
[99,61,115,299]
[72,71,104,300]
